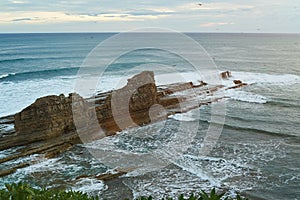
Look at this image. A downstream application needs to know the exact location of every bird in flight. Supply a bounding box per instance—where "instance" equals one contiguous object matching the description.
[198,3,202,6]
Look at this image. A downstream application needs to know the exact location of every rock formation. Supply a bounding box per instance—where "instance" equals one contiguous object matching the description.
[220,71,232,79]
[0,70,248,177]
[14,94,75,141]
[233,80,242,84]
[98,71,158,134]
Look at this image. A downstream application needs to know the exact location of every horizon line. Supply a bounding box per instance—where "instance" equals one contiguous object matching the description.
[0,31,300,35]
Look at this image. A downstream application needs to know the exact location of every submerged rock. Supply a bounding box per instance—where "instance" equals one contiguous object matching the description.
[233,80,242,84]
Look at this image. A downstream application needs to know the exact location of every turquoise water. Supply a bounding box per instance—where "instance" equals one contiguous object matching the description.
[0,33,299,199]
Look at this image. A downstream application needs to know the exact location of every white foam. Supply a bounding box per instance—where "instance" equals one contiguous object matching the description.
[169,109,199,122]
[20,157,61,174]
[155,71,222,86]
[0,77,75,117]
[0,124,14,133]
[0,146,22,159]
[156,71,300,88]
[71,178,106,195]
[225,90,268,104]
[230,71,300,86]
[221,71,300,104]
[0,73,15,79]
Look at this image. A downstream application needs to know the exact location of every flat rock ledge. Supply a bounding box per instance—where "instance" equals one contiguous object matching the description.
[0,70,245,177]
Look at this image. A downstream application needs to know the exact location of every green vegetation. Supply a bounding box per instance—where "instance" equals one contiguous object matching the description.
[0,182,99,200]
[0,183,249,200]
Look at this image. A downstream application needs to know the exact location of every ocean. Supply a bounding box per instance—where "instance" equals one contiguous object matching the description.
[0,33,299,199]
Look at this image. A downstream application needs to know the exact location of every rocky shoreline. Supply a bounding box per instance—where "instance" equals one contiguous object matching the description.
[0,71,247,178]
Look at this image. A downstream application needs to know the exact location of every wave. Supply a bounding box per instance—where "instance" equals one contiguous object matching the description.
[195,118,295,137]
[221,71,300,104]
[230,71,300,86]
[0,56,80,64]
[222,122,295,138]
[0,67,79,82]
[267,98,300,108]
[0,73,15,79]
[225,90,268,104]
[169,113,293,137]
[0,62,164,83]
[0,58,27,63]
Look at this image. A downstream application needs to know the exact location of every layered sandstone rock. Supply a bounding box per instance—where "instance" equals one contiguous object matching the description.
[96,71,158,133]
[0,70,249,177]
[11,71,159,143]
[14,93,86,142]
[10,70,243,145]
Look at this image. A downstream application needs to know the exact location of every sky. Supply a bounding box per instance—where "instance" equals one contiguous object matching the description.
[0,0,299,33]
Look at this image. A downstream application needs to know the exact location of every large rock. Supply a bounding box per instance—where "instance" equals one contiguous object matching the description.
[220,71,231,79]
[100,71,158,132]
[14,93,88,142]
[13,71,158,142]
[233,80,242,84]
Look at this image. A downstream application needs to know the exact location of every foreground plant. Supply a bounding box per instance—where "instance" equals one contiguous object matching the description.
[0,183,249,200]
[0,182,99,200]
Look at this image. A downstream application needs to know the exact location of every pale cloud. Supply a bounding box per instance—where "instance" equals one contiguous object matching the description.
[10,0,27,4]
[144,7,175,13]
[0,0,299,32]
[0,11,168,24]
[176,2,255,12]
[200,22,235,27]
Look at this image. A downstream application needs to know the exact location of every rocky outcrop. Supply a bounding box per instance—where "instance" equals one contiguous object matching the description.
[220,71,231,79]
[0,70,248,177]
[2,70,246,149]
[2,71,158,149]
[97,71,158,134]
[120,71,157,125]
[233,80,242,84]
[14,93,90,143]
[227,83,248,90]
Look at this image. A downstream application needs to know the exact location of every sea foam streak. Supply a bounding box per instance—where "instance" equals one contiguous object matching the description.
[71,178,106,195]
[169,109,199,122]
[230,71,300,86]
[225,90,268,104]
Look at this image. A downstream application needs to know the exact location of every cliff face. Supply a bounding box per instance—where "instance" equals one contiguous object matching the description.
[13,71,158,142]
[127,71,157,112]
[14,93,87,142]
[96,71,158,133]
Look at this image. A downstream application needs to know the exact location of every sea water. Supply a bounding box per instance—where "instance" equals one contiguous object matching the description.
[0,33,299,199]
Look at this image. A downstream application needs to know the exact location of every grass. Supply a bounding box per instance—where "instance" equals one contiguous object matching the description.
[0,182,249,200]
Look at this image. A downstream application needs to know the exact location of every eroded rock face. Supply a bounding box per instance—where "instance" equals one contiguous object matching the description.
[127,71,157,112]
[13,71,159,142]
[99,71,158,132]
[14,93,87,142]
